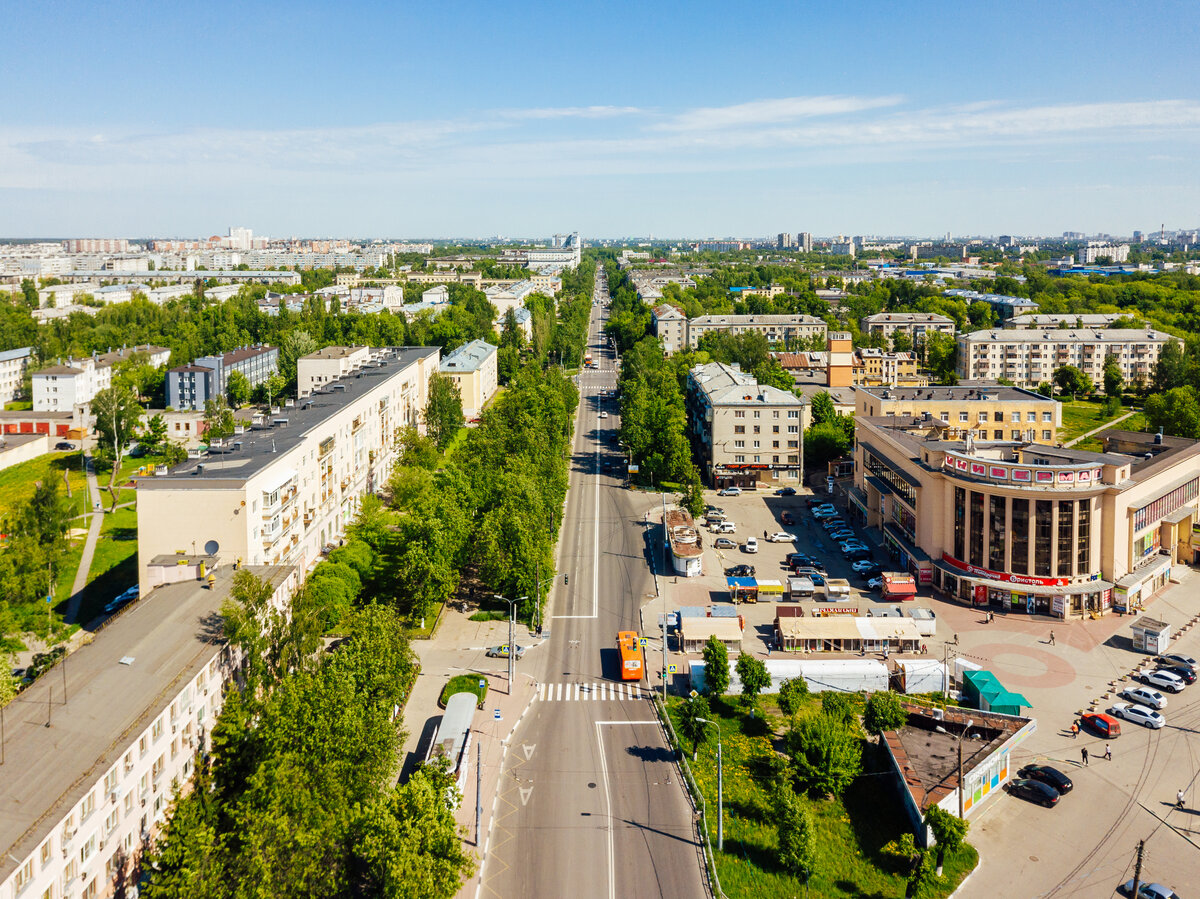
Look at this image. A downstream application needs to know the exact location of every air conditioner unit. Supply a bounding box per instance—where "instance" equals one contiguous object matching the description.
[930,708,945,721]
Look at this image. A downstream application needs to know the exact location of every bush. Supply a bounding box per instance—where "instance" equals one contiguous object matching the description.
[863,691,908,735]
[786,712,863,797]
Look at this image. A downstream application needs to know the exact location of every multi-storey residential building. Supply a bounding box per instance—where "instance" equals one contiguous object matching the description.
[439,339,498,418]
[296,346,373,397]
[136,347,438,591]
[850,418,1198,617]
[166,345,279,410]
[484,280,536,317]
[1078,242,1130,264]
[955,328,1178,389]
[859,312,956,342]
[0,347,32,405]
[62,238,130,254]
[684,314,827,351]
[686,362,808,488]
[854,348,923,387]
[33,345,171,412]
[855,384,1060,444]
[348,285,404,311]
[651,305,687,354]
[0,562,298,899]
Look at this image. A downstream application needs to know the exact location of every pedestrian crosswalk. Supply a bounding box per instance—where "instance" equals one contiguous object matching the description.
[536,682,650,702]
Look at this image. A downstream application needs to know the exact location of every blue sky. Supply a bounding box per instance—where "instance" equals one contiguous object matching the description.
[2,0,1198,238]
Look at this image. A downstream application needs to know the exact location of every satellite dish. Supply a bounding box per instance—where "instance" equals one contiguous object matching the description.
[204,540,220,555]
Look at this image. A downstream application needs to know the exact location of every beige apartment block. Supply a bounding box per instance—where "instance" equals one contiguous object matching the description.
[855,385,1061,445]
[651,305,687,354]
[860,312,956,341]
[439,338,498,418]
[136,347,439,594]
[296,345,372,397]
[955,328,1179,389]
[685,314,827,351]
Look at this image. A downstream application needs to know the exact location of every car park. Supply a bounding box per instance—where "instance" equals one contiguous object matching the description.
[1120,686,1167,709]
[1141,669,1186,693]
[1119,881,1182,899]
[714,537,736,549]
[486,644,526,659]
[1017,764,1074,794]
[724,564,756,577]
[718,487,742,497]
[775,487,796,496]
[765,532,796,543]
[744,537,759,553]
[1109,702,1166,729]
[1080,712,1122,738]
[1004,778,1060,808]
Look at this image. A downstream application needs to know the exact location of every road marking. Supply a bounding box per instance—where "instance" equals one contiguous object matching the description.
[522,743,536,760]
[534,683,649,701]
[519,786,533,806]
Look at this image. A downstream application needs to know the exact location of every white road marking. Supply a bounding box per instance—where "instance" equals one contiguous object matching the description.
[519,786,533,806]
[522,743,536,760]
[533,683,647,701]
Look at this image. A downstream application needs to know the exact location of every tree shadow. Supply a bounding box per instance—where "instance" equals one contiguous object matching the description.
[740,710,772,738]
[624,744,676,763]
[197,611,226,644]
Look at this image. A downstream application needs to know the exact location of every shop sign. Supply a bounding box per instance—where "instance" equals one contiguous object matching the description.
[973,585,988,604]
[1051,595,1066,617]
[989,466,1008,480]
[941,553,1069,587]
[918,566,933,586]
[1011,468,1032,482]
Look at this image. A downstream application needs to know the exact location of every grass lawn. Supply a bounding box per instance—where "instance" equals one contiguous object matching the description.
[1058,399,1135,443]
[0,451,89,523]
[439,673,488,708]
[72,506,140,623]
[666,696,977,899]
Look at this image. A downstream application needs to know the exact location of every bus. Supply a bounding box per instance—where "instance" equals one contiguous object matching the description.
[617,631,644,681]
[584,352,594,368]
[424,692,476,805]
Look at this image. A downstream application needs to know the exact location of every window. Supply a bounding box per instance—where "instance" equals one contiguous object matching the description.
[772,441,779,448]
[80,834,96,864]
[40,840,51,867]
[734,411,745,418]
[1042,411,1052,422]
[1058,500,1074,577]
[80,791,95,820]
[787,425,798,433]
[940,412,949,422]
[772,410,780,418]
[1011,430,1021,440]
[104,768,118,795]
[139,736,148,758]
[1011,499,1029,574]
[40,888,52,899]
[83,880,97,899]
[752,441,760,448]
[969,491,985,567]
[1077,500,1091,572]
[753,411,760,419]
[752,426,760,434]
[1041,429,1051,440]
[734,455,745,463]
[1027,412,1036,422]
[787,410,799,418]
[977,411,987,422]
[988,495,1006,571]
[16,858,33,889]
[734,440,744,448]
[124,793,133,815]
[1011,411,1020,422]
[772,425,779,433]
[105,809,119,835]
[1035,500,1053,576]
[733,425,745,434]
[993,411,1003,422]
[959,411,969,422]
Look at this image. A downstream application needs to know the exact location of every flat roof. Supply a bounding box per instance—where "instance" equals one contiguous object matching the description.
[961,328,1174,342]
[0,565,293,880]
[304,345,367,360]
[858,384,1047,403]
[221,344,276,365]
[140,346,438,486]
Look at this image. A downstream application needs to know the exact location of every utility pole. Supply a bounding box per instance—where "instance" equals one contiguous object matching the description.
[957,719,974,819]
[493,594,526,689]
[1131,840,1144,899]
[475,739,482,845]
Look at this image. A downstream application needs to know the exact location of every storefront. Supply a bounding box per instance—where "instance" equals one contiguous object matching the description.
[883,523,934,586]
[934,556,1113,619]
[1112,553,1172,614]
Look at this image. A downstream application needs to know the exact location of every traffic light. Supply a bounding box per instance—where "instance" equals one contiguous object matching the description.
[564,574,569,585]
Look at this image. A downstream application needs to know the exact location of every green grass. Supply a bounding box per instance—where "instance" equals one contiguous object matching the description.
[666,696,977,899]
[3,400,32,411]
[0,451,89,523]
[439,674,488,708]
[469,610,507,622]
[1057,399,1136,443]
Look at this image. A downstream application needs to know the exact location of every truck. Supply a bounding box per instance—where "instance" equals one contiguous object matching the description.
[819,578,851,601]
[584,352,594,368]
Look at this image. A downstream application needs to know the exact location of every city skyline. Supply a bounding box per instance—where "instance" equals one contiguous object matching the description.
[2,0,1198,237]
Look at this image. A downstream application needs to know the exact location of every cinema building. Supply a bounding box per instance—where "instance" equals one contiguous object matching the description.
[850,419,1199,619]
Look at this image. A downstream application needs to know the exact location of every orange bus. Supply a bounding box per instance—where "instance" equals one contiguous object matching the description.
[617,631,644,681]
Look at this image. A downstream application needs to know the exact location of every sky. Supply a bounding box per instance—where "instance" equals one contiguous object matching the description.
[2,0,1199,239]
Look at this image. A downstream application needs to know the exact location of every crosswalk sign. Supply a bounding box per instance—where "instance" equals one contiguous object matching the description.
[668,664,677,674]
[639,637,648,649]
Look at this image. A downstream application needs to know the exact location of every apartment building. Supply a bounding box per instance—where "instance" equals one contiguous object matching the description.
[296,345,372,397]
[136,346,439,592]
[0,562,298,899]
[855,385,1060,444]
[859,312,956,342]
[348,285,404,311]
[1078,242,1130,264]
[529,272,562,295]
[651,305,687,354]
[63,238,130,254]
[439,338,498,418]
[686,361,808,488]
[484,280,536,317]
[33,345,171,412]
[854,348,923,387]
[943,289,1039,322]
[166,345,279,411]
[0,347,32,405]
[1006,313,1131,330]
[850,418,1198,618]
[955,328,1179,389]
[684,314,827,352]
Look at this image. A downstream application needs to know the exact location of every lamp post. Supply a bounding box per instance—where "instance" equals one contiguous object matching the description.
[957,718,975,820]
[696,717,723,851]
[493,594,527,688]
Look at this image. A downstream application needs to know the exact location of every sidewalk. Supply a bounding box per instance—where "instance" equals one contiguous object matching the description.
[65,455,105,624]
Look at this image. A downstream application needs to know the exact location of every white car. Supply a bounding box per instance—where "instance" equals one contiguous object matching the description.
[718,487,742,497]
[712,522,736,534]
[1120,686,1167,710]
[811,505,837,517]
[851,559,879,573]
[1141,669,1186,694]
[840,541,869,554]
[1109,702,1165,729]
[765,532,796,543]
[743,537,759,553]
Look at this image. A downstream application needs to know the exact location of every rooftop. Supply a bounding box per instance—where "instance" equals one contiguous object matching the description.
[440,338,497,374]
[221,344,277,365]
[861,312,955,323]
[690,313,825,325]
[961,328,1173,342]
[305,345,367,360]
[858,385,1048,403]
[0,565,294,881]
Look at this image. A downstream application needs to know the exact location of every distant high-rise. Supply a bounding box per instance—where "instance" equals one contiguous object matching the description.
[777,232,795,249]
[227,226,253,251]
[798,232,813,252]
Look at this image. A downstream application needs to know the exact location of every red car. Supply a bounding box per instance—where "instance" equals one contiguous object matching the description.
[781,511,795,525]
[1080,712,1121,738]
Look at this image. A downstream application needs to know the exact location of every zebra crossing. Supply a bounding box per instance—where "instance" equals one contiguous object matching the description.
[536,682,650,702]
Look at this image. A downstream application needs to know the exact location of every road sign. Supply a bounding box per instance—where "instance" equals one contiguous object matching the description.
[668,664,678,674]
[478,679,486,690]
[493,708,502,721]
[628,464,640,474]
[639,637,649,649]
[689,689,699,699]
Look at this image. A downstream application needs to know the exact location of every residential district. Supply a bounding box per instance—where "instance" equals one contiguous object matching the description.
[1,228,1199,899]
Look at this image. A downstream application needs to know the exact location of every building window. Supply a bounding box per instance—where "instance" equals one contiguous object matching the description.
[1057,500,1075,577]
[1042,430,1051,440]
[977,412,987,422]
[1077,500,1091,572]
[734,425,745,434]
[969,491,985,567]
[1042,411,1052,422]
[787,410,799,418]
[1011,430,1021,440]
[1027,412,1036,422]
[1011,412,1021,422]
[993,430,1002,440]
[734,455,745,463]
[40,840,51,867]
[734,440,744,448]
[734,411,745,418]
[959,412,969,422]
[1011,499,1029,574]
[1034,500,1053,576]
[753,411,760,418]
[953,487,966,561]
[988,495,1006,571]
[16,858,33,889]
[753,426,760,434]
[80,791,95,820]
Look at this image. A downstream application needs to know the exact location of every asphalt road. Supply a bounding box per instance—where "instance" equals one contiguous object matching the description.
[478,272,708,899]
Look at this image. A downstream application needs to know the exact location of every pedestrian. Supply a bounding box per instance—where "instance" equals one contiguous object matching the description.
[1070,722,1079,739]
[1081,746,1089,766]
[1104,743,1112,761]
[1178,789,1187,810]
[1050,630,1056,646]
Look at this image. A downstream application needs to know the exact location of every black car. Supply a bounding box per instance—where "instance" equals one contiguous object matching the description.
[724,564,756,577]
[845,549,874,563]
[1004,778,1060,808]
[1017,765,1073,794]
[775,487,796,496]
[54,441,75,451]
[856,564,884,579]
[786,553,815,567]
[1158,664,1197,684]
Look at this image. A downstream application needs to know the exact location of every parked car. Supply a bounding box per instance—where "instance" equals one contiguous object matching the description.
[1119,881,1182,899]
[812,507,838,519]
[725,564,756,577]
[786,553,814,567]
[1080,712,1122,738]
[1109,702,1165,729]
[714,537,736,549]
[744,537,759,554]
[713,522,736,534]
[840,542,869,555]
[718,487,742,497]
[821,517,847,529]
[765,532,796,543]
[796,570,826,586]
[780,511,795,525]
[54,441,76,451]
[599,411,608,418]
[1004,778,1060,808]
[775,487,796,496]
[486,644,526,660]
[1141,669,1186,693]
[1120,686,1167,709]
[1017,765,1074,794]
[854,562,884,577]
[1157,664,1197,684]
[104,585,139,615]
[867,577,883,591]
[1158,653,1198,672]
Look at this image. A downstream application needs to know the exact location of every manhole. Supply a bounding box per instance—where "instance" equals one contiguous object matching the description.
[588,782,597,789]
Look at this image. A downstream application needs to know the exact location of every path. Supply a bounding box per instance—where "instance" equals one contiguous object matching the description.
[1063,409,1137,447]
[64,455,105,623]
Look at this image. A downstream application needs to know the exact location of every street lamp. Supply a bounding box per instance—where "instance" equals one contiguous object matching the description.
[696,717,723,851]
[957,718,975,819]
[492,593,527,687]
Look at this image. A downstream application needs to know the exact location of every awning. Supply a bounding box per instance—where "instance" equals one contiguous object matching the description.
[258,467,298,495]
[726,577,757,589]
[1164,505,1196,525]
[934,560,1112,596]
[755,579,784,594]
[884,581,918,596]
[1115,553,1172,590]
[865,475,894,496]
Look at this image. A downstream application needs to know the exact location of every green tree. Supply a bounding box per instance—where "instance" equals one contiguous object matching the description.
[803,420,851,471]
[1151,340,1192,393]
[735,651,771,705]
[278,329,318,388]
[820,690,856,724]
[1036,381,1054,398]
[1145,386,1200,439]
[677,694,712,760]
[701,635,730,697]
[1053,365,1092,399]
[226,369,251,406]
[203,397,236,441]
[424,372,463,450]
[139,413,169,454]
[862,691,908,735]
[774,786,817,880]
[924,332,958,383]
[91,385,143,509]
[777,677,810,718]
[809,391,837,425]
[679,465,706,520]
[20,278,38,309]
[163,440,188,466]
[924,804,969,874]
[113,351,165,404]
[1102,354,1124,399]
[786,712,863,797]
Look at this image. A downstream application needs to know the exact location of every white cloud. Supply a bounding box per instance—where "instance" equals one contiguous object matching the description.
[494,105,643,120]
[653,95,905,131]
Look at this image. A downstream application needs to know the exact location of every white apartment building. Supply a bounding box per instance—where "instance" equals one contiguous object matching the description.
[33,345,171,412]
[422,285,449,306]
[0,563,298,899]
[956,329,1179,389]
[296,345,373,397]
[63,238,130,254]
[348,285,404,311]
[1078,242,1131,264]
[135,346,439,593]
[685,314,827,351]
[0,347,32,405]
[859,312,957,341]
[484,280,536,317]
[439,338,498,418]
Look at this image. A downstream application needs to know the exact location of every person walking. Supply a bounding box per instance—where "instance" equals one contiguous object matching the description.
[1104,743,1112,761]
[1081,747,1089,766]
[1178,789,1186,810]
[1049,630,1056,646]
[1070,722,1079,739]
